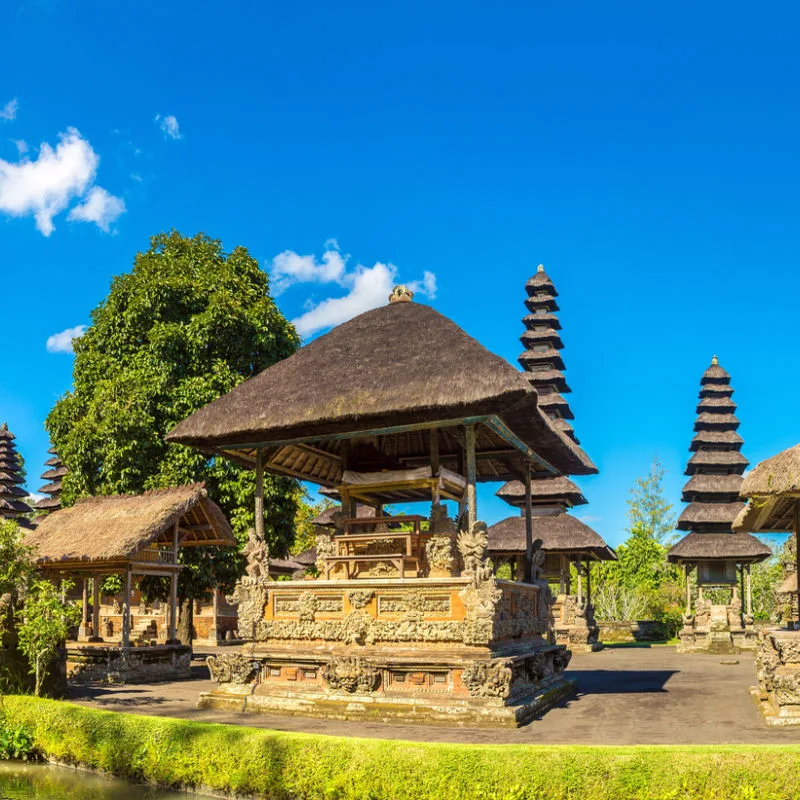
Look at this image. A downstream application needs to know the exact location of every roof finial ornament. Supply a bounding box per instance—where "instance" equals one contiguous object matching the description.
[537,264,544,273]
[0,422,6,431]
[388,285,414,304]
[711,355,719,366]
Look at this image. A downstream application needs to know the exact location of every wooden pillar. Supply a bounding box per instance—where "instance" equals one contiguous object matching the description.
[685,565,692,616]
[121,568,132,648]
[745,563,753,618]
[524,464,533,583]
[465,424,477,531]
[576,560,583,604]
[585,558,592,606]
[430,428,441,508]
[92,576,102,641]
[254,447,265,540]
[168,521,179,643]
[79,578,89,639]
[795,501,800,627]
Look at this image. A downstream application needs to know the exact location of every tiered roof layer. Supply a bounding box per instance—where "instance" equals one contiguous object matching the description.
[34,446,66,513]
[0,424,33,526]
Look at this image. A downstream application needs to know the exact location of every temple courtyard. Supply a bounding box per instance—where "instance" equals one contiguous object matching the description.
[65,644,799,745]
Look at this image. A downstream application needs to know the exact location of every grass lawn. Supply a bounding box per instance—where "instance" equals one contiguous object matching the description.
[2,695,800,800]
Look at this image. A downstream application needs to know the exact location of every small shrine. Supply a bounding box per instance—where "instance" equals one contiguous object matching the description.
[26,483,236,682]
[0,424,33,527]
[167,287,596,726]
[735,442,800,725]
[667,358,771,653]
[34,444,66,515]
[488,266,614,651]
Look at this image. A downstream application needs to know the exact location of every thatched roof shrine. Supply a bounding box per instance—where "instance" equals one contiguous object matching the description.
[0,424,33,525]
[27,483,234,568]
[35,445,65,514]
[167,293,596,486]
[496,475,587,508]
[669,358,766,565]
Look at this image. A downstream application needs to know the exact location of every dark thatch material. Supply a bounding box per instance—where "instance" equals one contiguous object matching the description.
[699,386,734,399]
[26,484,235,565]
[39,466,68,480]
[293,547,318,566]
[536,393,574,419]
[167,300,596,477]
[487,513,617,560]
[686,450,749,474]
[518,348,565,370]
[524,295,559,312]
[693,413,740,430]
[0,424,32,522]
[523,313,561,331]
[0,471,24,485]
[524,370,570,392]
[696,397,737,413]
[496,476,587,507]
[741,443,800,498]
[520,329,564,348]
[681,474,743,500]
[677,501,745,529]
[690,430,743,451]
[667,532,771,563]
[525,266,557,297]
[35,445,65,514]
[311,503,384,527]
[701,363,731,384]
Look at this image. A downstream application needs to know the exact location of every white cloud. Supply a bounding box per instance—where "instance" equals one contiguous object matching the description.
[68,186,126,232]
[0,99,18,122]
[579,514,602,524]
[46,324,87,354]
[277,241,438,338]
[0,127,124,236]
[155,114,182,140]
[12,139,27,156]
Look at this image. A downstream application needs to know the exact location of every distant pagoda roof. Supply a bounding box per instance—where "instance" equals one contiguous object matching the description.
[524,370,571,393]
[536,392,574,420]
[520,329,564,348]
[672,358,751,559]
[0,423,32,524]
[525,268,558,297]
[35,444,66,514]
[667,531,771,563]
[496,476,588,508]
[523,312,562,331]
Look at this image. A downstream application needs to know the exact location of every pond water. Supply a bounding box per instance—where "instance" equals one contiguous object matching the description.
[0,762,214,800]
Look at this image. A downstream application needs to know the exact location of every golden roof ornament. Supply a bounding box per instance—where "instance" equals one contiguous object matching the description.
[388,285,414,304]
[711,355,719,366]
[537,264,545,273]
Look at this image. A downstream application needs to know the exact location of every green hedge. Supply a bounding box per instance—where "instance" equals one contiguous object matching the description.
[3,695,800,800]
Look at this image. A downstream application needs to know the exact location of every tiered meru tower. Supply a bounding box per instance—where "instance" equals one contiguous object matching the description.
[488,266,615,652]
[0,424,33,527]
[667,357,770,653]
[35,446,66,514]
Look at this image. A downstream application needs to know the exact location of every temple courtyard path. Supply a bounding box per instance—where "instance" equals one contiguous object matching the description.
[67,645,799,745]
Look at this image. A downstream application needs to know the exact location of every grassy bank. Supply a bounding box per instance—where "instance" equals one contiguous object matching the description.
[2,696,800,800]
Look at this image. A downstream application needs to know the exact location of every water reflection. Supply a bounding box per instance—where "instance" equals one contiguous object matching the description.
[0,763,212,799]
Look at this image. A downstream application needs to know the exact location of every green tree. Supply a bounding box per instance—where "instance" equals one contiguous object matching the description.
[626,457,677,545]
[46,231,301,642]
[17,579,80,697]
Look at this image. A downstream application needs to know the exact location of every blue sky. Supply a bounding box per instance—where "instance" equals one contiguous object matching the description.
[2,1,799,547]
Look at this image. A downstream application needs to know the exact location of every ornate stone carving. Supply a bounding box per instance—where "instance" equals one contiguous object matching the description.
[243,529,269,580]
[426,534,457,574]
[227,578,269,639]
[346,590,375,609]
[322,656,380,693]
[458,521,493,582]
[552,647,572,673]
[206,653,260,685]
[380,592,451,615]
[461,661,513,699]
[773,668,800,706]
[298,591,318,622]
[460,577,502,646]
[530,538,546,582]
[315,531,336,573]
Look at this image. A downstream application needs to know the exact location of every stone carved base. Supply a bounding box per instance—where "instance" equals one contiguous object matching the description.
[752,628,800,726]
[200,644,574,727]
[677,602,758,654]
[67,644,192,684]
[552,595,603,652]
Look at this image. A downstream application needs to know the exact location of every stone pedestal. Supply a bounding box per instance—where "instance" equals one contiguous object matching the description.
[201,575,574,727]
[66,643,192,684]
[552,594,602,652]
[752,628,800,725]
[677,598,758,654]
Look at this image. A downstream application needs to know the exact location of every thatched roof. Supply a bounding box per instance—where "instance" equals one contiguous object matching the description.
[520,329,563,348]
[731,443,800,533]
[701,362,731,384]
[27,484,235,566]
[536,393,574,419]
[524,369,570,392]
[681,474,743,501]
[667,532,771,563]
[525,266,557,297]
[487,513,616,560]
[0,426,32,521]
[518,348,565,370]
[690,430,743,451]
[686,450,749,474]
[699,385,734,398]
[0,471,24,485]
[697,397,737,413]
[167,299,596,484]
[293,546,318,566]
[496,476,587,507]
[694,413,740,430]
[523,312,561,331]
[524,295,559,312]
[311,503,383,527]
[677,501,745,529]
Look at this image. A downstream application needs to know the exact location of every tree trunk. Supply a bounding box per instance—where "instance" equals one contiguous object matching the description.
[177,598,194,650]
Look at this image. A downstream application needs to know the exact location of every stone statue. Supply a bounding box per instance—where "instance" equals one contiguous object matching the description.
[457,521,493,583]
[530,538,546,582]
[243,529,269,580]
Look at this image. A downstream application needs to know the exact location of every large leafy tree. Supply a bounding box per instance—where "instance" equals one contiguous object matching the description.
[46,232,301,635]
[625,457,677,546]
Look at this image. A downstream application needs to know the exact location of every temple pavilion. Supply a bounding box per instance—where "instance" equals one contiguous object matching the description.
[34,445,66,515]
[0,424,33,527]
[167,285,596,726]
[487,266,615,651]
[667,357,770,653]
[734,442,800,724]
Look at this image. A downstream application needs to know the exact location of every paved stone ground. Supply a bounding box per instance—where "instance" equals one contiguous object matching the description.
[66,644,800,745]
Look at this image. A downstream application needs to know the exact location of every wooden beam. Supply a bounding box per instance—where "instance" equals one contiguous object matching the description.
[524,463,533,582]
[255,447,265,540]
[485,415,558,476]
[465,423,477,530]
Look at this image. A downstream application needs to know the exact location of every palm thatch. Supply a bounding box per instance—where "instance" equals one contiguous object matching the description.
[487,513,617,560]
[0,424,32,523]
[311,503,384,527]
[518,348,565,370]
[681,474,743,501]
[693,413,740,430]
[690,430,743,450]
[524,295,559,312]
[701,363,731,384]
[677,501,745,529]
[496,476,587,507]
[523,312,561,331]
[686,450,749,474]
[667,531,771,563]
[27,484,235,565]
[167,299,597,483]
[525,266,557,296]
[696,396,737,413]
